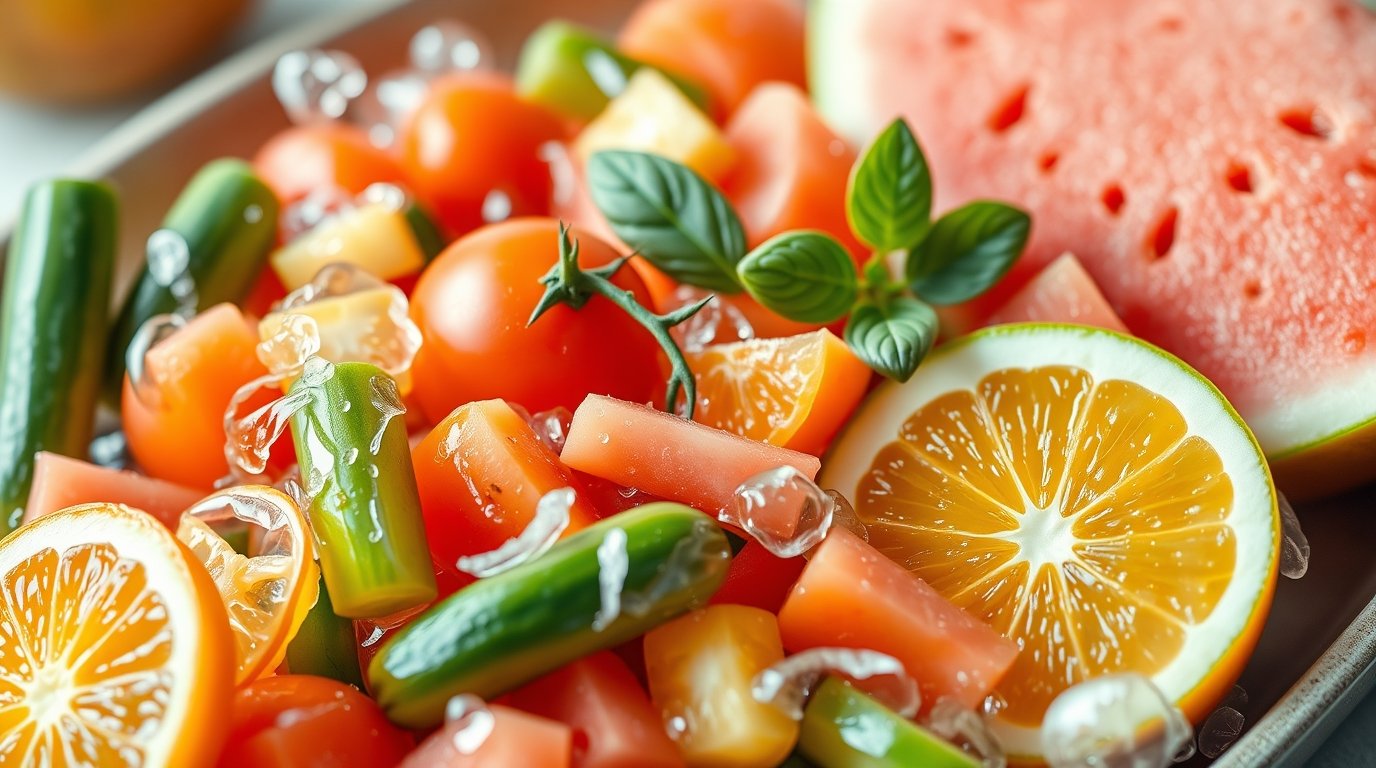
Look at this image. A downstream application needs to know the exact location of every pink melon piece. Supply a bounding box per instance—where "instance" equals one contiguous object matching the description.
[986,252,1128,334]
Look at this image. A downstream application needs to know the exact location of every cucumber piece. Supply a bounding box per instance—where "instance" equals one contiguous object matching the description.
[285,573,366,688]
[369,502,732,729]
[290,362,437,619]
[799,678,978,768]
[0,180,117,532]
[106,158,279,400]
[516,20,710,121]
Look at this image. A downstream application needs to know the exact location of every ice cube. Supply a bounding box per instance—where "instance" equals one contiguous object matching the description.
[751,647,920,720]
[125,313,188,408]
[350,71,430,148]
[1197,703,1245,759]
[444,694,496,755]
[592,526,629,631]
[827,490,870,543]
[723,466,837,558]
[528,407,573,454]
[272,49,368,126]
[456,488,574,578]
[410,20,493,75]
[928,697,1006,768]
[1041,673,1193,768]
[665,286,754,352]
[282,185,355,242]
[1278,492,1310,579]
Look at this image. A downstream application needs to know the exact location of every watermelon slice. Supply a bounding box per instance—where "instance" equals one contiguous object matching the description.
[811,0,1376,498]
[986,252,1128,333]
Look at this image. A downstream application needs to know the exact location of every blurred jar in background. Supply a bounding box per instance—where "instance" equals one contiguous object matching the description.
[0,0,252,103]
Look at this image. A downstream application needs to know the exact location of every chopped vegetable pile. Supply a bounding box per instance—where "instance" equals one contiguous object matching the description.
[5,0,1353,766]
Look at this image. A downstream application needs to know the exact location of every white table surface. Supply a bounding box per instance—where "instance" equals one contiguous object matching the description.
[0,1,1373,764]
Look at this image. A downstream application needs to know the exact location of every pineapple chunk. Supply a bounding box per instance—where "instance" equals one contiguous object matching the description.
[270,202,425,290]
[574,68,734,180]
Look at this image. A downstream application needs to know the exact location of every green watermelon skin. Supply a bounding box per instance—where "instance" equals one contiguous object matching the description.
[811,0,1376,477]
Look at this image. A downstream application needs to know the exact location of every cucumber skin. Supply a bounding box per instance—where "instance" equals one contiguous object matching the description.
[105,158,279,400]
[369,503,732,729]
[285,573,366,689]
[0,180,117,532]
[289,362,437,619]
[799,678,978,768]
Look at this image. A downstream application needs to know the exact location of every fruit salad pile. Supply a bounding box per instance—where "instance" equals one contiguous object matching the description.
[9,0,1360,765]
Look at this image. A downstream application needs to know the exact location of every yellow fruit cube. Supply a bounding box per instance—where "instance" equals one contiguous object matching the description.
[270,202,425,290]
[574,68,735,180]
[644,604,798,768]
[260,286,416,394]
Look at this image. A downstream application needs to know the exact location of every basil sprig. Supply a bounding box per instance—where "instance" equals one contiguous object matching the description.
[582,117,1031,383]
[585,150,746,293]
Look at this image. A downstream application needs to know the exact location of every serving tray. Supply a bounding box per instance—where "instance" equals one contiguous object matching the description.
[1,1,1371,764]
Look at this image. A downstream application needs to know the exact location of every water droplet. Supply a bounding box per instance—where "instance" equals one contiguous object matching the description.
[1041,673,1192,768]
[524,407,572,454]
[126,313,188,408]
[272,49,368,125]
[752,647,920,720]
[456,488,573,577]
[444,694,496,755]
[928,697,1006,767]
[598,433,611,445]
[723,466,838,558]
[1198,701,1245,759]
[481,189,512,223]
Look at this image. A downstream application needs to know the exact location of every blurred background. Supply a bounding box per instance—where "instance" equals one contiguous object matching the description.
[0,0,371,215]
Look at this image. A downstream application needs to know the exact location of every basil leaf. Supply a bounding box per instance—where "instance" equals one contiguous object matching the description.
[906,201,1031,306]
[736,232,859,324]
[585,150,745,293]
[846,118,932,251]
[843,297,938,382]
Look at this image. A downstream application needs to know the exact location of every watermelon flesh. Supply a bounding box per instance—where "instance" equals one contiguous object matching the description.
[986,252,1127,333]
[811,0,1376,488]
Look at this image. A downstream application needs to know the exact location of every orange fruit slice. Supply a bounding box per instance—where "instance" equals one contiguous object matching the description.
[0,503,233,766]
[687,328,871,455]
[820,324,1279,760]
[177,486,318,685]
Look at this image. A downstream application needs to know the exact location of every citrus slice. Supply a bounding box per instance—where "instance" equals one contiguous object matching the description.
[0,503,233,766]
[177,486,319,685]
[687,328,871,455]
[820,324,1279,759]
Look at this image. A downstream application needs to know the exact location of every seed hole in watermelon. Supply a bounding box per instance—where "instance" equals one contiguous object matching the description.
[1100,184,1126,215]
[987,84,1030,133]
[1344,329,1367,355]
[1355,157,1376,179]
[946,27,977,48]
[1278,106,1335,141]
[1146,206,1179,260]
[1243,280,1263,300]
[1225,162,1255,194]
[1156,16,1185,33]
[1038,151,1060,174]
[1333,2,1355,25]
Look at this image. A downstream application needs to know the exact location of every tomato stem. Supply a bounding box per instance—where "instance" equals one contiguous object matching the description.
[529,223,711,418]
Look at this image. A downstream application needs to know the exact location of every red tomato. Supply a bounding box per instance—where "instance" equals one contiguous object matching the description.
[253,123,408,204]
[409,218,664,420]
[217,675,413,768]
[399,73,566,236]
[710,539,807,615]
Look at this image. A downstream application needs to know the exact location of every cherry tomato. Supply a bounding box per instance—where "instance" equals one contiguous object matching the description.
[409,218,664,421]
[217,675,413,768]
[253,123,408,204]
[399,72,566,236]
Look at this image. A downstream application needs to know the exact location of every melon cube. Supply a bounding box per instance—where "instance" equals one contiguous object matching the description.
[270,202,425,290]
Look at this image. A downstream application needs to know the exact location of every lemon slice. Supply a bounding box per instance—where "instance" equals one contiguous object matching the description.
[0,504,234,765]
[820,324,1279,759]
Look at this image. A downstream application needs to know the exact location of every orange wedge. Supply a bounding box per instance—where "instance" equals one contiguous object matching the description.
[177,486,319,685]
[821,324,1279,760]
[687,328,872,456]
[0,503,233,766]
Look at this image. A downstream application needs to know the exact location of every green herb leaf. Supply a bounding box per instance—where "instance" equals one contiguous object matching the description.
[846,118,932,251]
[585,150,745,293]
[843,297,938,382]
[906,201,1031,305]
[736,231,859,324]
